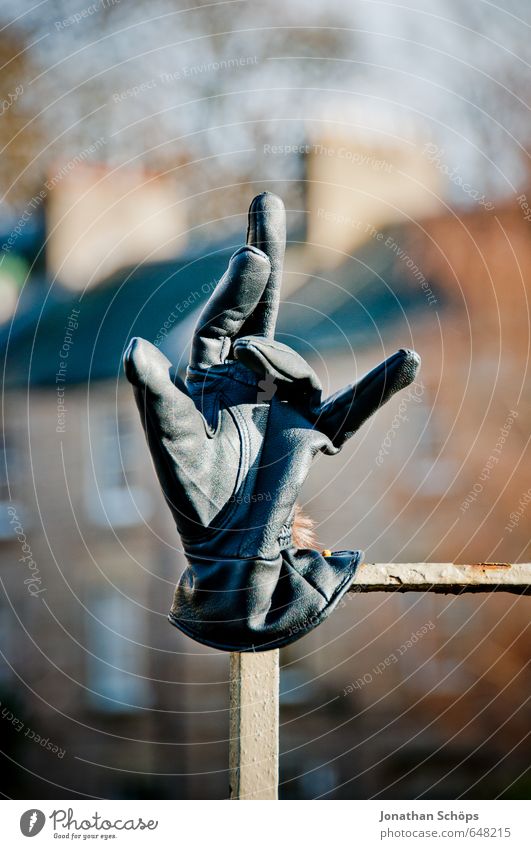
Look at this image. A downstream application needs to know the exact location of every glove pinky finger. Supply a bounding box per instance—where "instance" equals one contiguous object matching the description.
[318,348,420,448]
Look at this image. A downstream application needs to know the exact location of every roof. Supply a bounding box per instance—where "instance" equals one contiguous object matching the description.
[277,236,433,358]
[0,242,234,389]
[0,227,439,389]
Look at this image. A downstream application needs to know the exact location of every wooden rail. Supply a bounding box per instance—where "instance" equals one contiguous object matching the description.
[228,562,531,800]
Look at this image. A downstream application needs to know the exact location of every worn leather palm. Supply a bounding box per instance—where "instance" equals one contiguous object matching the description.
[124,192,420,651]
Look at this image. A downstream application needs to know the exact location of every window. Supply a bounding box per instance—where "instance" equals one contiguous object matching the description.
[85,593,152,713]
[86,407,153,528]
[0,430,25,539]
[400,389,457,496]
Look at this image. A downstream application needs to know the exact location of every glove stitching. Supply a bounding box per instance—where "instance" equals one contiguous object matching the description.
[227,396,262,557]
[179,400,245,545]
[187,362,259,388]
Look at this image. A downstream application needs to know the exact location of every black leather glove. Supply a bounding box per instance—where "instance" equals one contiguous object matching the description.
[124,192,420,651]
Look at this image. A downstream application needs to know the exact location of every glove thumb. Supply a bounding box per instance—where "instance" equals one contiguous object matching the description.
[124,337,203,442]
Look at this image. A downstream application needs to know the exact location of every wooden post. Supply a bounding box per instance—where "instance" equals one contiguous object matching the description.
[229,650,279,800]
[227,563,530,799]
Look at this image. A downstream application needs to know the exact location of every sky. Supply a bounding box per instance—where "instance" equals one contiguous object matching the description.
[0,0,529,219]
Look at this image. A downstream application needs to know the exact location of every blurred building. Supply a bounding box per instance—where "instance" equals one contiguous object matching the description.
[45,163,187,289]
[0,143,530,799]
[304,130,443,262]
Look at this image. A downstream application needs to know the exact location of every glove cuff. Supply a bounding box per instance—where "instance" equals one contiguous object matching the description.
[168,547,362,652]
